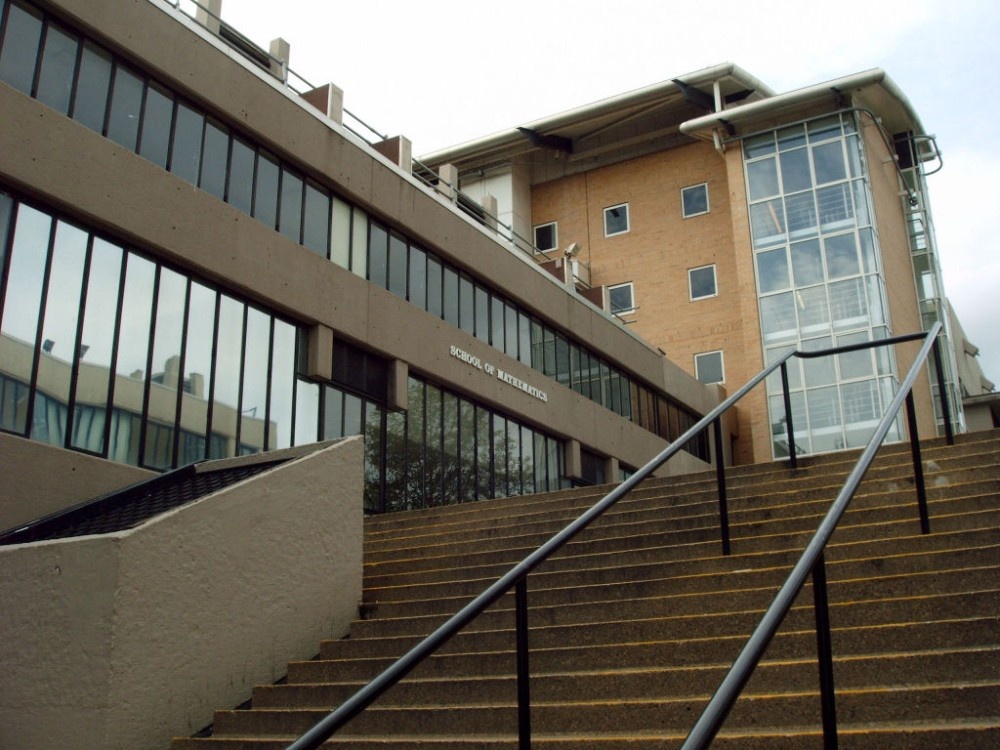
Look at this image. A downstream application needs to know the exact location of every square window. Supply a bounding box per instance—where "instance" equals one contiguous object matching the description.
[682,183,709,218]
[695,350,725,384]
[608,282,635,314]
[604,203,630,237]
[689,264,717,300]
[534,221,557,252]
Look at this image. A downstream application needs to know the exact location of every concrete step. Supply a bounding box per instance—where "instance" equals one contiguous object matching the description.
[254,646,999,710]
[172,721,1000,749]
[207,681,1000,737]
[291,615,1000,683]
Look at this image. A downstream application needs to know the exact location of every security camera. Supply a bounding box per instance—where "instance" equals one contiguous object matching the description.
[564,242,580,258]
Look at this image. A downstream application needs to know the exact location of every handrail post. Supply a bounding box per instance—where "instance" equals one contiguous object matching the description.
[931,336,955,445]
[713,417,731,556]
[515,578,531,750]
[781,361,797,469]
[905,391,931,534]
[812,551,838,750]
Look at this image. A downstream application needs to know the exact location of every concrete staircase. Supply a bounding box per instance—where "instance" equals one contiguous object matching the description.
[172,431,1000,748]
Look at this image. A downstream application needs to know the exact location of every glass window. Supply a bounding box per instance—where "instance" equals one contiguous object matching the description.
[367,223,387,288]
[278,169,303,244]
[534,221,557,251]
[743,132,776,159]
[458,274,474,334]
[756,248,790,293]
[816,183,852,229]
[302,182,330,257]
[408,244,427,310]
[759,292,797,344]
[777,125,807,151]
[797,286,830,334]
[388,233,407,298]
[71,238,122,454]
[812,141,846,185]
[72,42,112,134]
[785,191,817,239]
[241,307,270,449]
[350,206,368,278]
[426,256,442,317]
[688,264,717,300]
[294,379,319,446]
[178,281,216,458]
[110,253,155,465]
[213,295,245,457]
[270,319,296,450]
[199,119,229,200]
[808,115,842,143]
[0,1,42,94]
[779,148,811,193]
[442,267,459,327]
[1,204,52,433]
[608,282,635,314]
[747,158,779,201]
[802,336,836,388]
[105,64,144,151]
[169,101,204,185]
[474,284,489,343]
[504,302,518,358]
[837,331,873,381]
[681,183,709,217]
[144,268,187,469]
[31,220,87,445]
[790,238,824,287]
[252,152,280,229]
[518,312,531,366]
[749,199,785,248]
[35,22,79,114]
[330,195,352,269]
[603,203,629,237]
[223,136,254,215]
[824,233,860,280]
[138,83,173,169]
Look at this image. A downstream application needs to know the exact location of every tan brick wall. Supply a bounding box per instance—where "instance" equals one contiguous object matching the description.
[531,141,766,463]
[862,117,936,435]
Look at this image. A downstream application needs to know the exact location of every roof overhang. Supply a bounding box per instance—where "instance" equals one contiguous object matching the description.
[679,68,927,141]
[419,62,774,170]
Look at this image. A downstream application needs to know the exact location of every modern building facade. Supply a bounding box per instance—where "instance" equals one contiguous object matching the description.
[422,65,986,465]
[0,0,724,527]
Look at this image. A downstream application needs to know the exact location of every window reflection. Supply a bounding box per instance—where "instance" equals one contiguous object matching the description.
[36,22,78,114]
[72,42,111,133]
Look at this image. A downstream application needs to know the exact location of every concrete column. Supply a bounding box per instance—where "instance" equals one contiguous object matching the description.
[268,37,290,82]
[481,194,499,232]
[196,0,222,35]
[301,83,344,125]
[437,163,459,202]
[387,360,409,412]
[305,324,334,381]
[564,439,582,481]
[373,136,412,172]
[604,456,620,483]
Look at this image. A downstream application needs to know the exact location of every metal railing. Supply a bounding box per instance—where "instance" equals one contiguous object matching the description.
[285,323,951,749]
[681,321,949,749]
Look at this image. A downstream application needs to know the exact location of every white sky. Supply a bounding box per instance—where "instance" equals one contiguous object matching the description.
[208,0,1000,387]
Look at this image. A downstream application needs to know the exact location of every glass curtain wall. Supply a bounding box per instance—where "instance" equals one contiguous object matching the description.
[0,190,300,468]
[743,113,902,458]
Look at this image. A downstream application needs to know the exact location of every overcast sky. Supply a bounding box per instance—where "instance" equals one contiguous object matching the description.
[204,0,999,388]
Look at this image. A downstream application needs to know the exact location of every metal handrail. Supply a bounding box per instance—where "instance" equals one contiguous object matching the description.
[680,321,946,749]
[285,324,950,749]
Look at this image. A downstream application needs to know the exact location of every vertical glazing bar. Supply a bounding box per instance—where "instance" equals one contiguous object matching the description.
[515,577,531,750]
[713,417,731,556]
[781,361,796,470]
[905,391,931,534]
[931,337,954,445]
[812,552,838,750]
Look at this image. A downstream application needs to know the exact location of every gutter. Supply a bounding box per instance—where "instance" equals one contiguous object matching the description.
[680,68,926,139]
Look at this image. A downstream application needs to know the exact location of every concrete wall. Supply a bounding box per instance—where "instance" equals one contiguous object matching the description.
[0,437,364,750]
[0,433,153,532]
[0,0,721,479]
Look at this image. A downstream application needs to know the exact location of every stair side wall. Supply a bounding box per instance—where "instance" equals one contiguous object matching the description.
[0,436,364,750]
